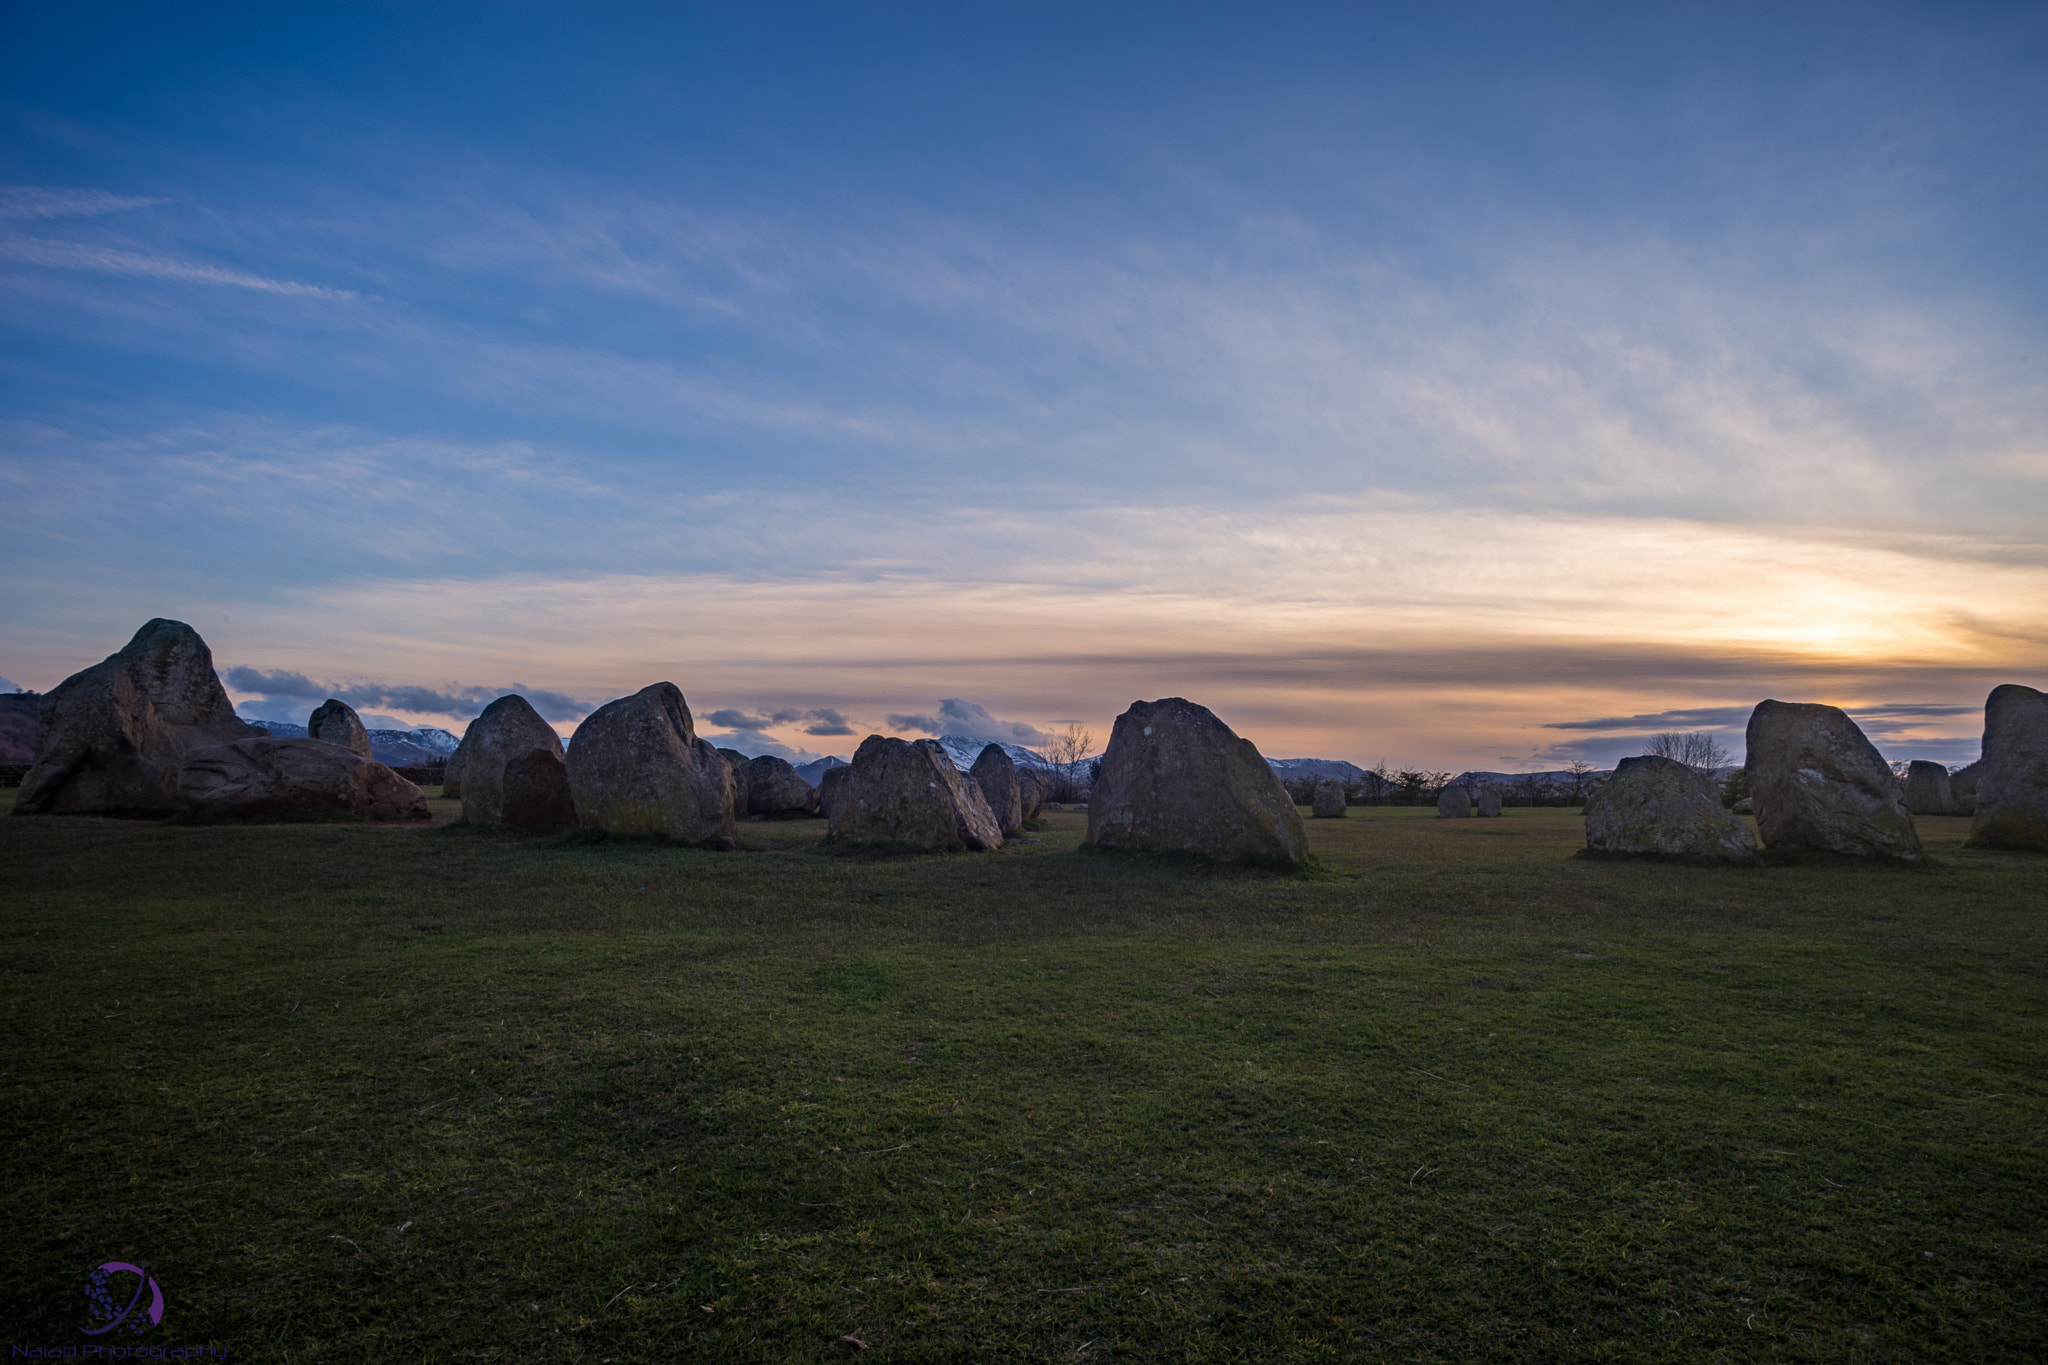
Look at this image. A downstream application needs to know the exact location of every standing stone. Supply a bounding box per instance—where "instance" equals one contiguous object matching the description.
[307,698,373,758]
[1902,759,1955,817]
[1017,766,1048,823]
[971,743,1026,835]
[179,737,427,821]
[1947,759,1982,816]
[1966,684,2048,850]
[1437,785,1472,819]
[1476,784,1504,818]
[818,764,853,825]
[1087,698,1308,866]
[1311,779,1346,818]
[459,694,575,828]
[717,748,751,819]
[829,735,1003,850]
[1744,700,1922,859]
[15,618,260,814]
[566,683,735,845]
[441,729,469,799]
[743,754,821,817]
[1583,755,1758,860]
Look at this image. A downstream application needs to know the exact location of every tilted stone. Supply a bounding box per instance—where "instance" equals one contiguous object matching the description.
[566,683,734,844]
[1745,700,1921,859]
[829,735,1003,850]
[1088,698,1307,865]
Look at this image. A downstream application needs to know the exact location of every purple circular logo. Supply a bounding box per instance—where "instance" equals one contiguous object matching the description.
[82,1260,164,1336]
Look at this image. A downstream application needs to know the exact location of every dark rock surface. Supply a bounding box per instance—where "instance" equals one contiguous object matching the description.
[1745,700,1921,859]
[565,682,734,844]
[1437,785,1472,819]
[1311,779,1346,818]
[1583,755,1758,860]
[458,694,574,828]
[828,735,1003,850]
[15,619,259,814]
[178,736,427,821]
[1902,759,1955,817]
[743,754,822,817]
[1087,698,1307,865]
[308,699,373,758]
[1966,684,2048,850]
[971,743,1026,834]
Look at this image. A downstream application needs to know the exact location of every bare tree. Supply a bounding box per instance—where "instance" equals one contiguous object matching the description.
[1564,759,1597,803]
[1646,731,1731,774]
[1043,724,1096,802]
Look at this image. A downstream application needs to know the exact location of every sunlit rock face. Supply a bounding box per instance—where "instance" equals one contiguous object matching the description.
[15,618,259,814]
[829,735,1003,851]
[179,737,426,821]
[1745,700,1922,859]
[1902,759,1954,817]
[970,743,1025,835]
[1583,755,1757,861]
[743,753,821,818]
[1088,697,1308,867]
[308,698,373,758]
[566,682,733,844]
[459,693,575,829]
[1967,684,2048,851]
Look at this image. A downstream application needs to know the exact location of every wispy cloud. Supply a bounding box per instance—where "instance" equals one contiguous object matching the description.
[0,235,357,298]
[0,187,168,220]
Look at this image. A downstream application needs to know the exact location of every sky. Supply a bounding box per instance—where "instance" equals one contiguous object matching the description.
[2,1,2043,769]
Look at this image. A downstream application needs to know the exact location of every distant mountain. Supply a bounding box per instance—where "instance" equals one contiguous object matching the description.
[1449,768,1610,793]
[792,755,848,788]
[1267,757,1370,782]
[249,720,461,768]
[930,735,1050,771]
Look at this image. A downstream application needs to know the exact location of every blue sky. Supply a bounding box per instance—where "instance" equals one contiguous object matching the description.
[3,2,2043,767]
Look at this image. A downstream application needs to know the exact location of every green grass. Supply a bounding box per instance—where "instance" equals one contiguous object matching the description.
[2,794,2043,1361]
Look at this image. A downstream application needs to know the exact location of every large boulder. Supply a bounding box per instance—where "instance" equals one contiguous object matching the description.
[459,694,575,828]
[1744,700,1922,859]
[1437,785,1472,819]
[1902,759,1955,817]
[1966,684,2048,850]
[1476,784,1504,818]
[970,743,1026,835]
[743,754,821,817]
[178,737,427,821]
[565,682,734,844]
[1583,755,1758,860]
[1087,698,1308,866]
[14,619,260,814]
[828,735,1003,850]
[1311,779,1346,818]
[308,698,373,758]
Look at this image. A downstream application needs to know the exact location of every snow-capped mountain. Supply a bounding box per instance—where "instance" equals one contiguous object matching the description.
[793,756,848,788]
[930,735,1049,771]
[1267,757,1371,783]
[247,720,461,767]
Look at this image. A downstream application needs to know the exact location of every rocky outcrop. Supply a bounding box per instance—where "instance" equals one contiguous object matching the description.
[458,694,575,828]
[1902,759,1955,817]
[1311,779,1346,818]
[1476,784,1503,818]
[565,683,734,844]
[1583,755,1758,860]
[743,754,821,817]
[1745,700,1922,859]
[828,735,1003,850]
[15,619,260,814]
[1437,785,1472,819]
[178,737,427,821]
[1966,684,2048,850]
[308,698,373,758]
[971,743,1026,834]
[1087,698,1307,866]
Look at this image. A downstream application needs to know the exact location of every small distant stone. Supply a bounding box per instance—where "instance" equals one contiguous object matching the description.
[308,698,373,758]
[1311,779,1346,818]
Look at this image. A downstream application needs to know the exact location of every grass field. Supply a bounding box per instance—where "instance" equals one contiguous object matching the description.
[2,793,2043,1362]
